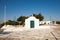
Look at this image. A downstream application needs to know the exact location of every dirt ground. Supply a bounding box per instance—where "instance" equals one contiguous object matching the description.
[0,25,60,40]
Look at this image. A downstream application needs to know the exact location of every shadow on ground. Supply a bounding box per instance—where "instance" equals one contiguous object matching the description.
[0,29,11,34]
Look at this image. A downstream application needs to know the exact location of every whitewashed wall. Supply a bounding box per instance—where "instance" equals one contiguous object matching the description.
[39,21,53,24]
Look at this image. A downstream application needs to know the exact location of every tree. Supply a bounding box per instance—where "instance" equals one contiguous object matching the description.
[33,13,44,21]
[56,21,60,24]
[17,16,28,24]
[5,20,19,25]
[37,13,44,21]
[5,20,13,25]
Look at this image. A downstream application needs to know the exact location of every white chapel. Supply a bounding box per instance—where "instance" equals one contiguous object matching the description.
[24,15,39,29]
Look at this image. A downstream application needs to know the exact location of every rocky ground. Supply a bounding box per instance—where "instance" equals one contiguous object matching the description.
[0,25,60,40]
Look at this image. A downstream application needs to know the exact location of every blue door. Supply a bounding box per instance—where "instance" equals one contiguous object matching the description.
[30,21,34,28]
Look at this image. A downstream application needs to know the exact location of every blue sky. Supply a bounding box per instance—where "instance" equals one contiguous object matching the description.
[0,0,60,23]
